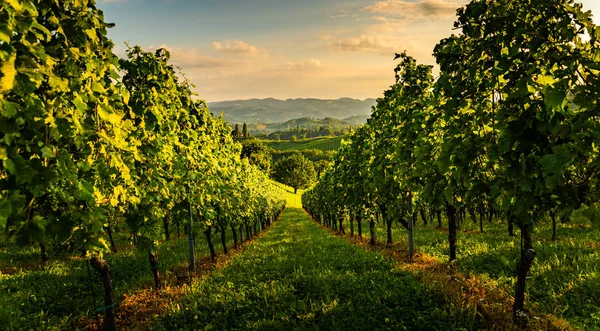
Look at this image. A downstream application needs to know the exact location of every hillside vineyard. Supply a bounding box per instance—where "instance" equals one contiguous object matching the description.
[1,0,599,330]
[0,2,285,330]
[303,0,600,329]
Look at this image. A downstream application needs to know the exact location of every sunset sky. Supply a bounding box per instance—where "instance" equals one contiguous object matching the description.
[99,0,600,102]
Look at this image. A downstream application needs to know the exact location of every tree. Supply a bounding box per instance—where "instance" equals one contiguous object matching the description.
[434,0,599,324]
[240,138,272,173]
[0,2,288,328]
[273,153,317,194]
[1,1,135,329]
[290,135,297,142]
[242,123,249,138]
[313,160,330,177]
[232,124,241,138]
[303,0,600,327]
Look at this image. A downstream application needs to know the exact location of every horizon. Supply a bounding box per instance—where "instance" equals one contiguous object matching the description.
[99,0,600,103]
[209,96,377,103]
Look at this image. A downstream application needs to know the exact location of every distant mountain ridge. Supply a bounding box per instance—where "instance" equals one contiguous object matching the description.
[208,97,375,124]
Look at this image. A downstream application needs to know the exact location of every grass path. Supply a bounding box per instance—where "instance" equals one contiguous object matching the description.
[155,208,482,330]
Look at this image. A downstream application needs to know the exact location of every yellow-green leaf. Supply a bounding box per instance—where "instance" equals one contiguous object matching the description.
[0,54,17,93]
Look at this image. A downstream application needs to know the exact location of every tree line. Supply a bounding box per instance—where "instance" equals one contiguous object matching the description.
[239,138,327,192]
[262,125,351,141]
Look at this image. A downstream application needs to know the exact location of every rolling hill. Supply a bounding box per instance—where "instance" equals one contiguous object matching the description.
[266,136,345,152]
[209,98,375,124]
[247,116,368,134]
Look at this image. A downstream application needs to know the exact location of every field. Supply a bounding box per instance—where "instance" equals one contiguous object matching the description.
[330,212,600,330]
[156,207,484,330]
[1,187,598,330]
[5,1,600,330]
[2,188,485,330]
[266,136,344,152]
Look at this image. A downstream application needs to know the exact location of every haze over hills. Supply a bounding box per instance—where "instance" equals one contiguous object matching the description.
[246,116,368,134]
[209,98,376,124]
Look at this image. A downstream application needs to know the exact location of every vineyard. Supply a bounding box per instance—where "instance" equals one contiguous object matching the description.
[303,0,600,329]
[1,0,600,330]
[0,1,285,330]
[266,136,344,152]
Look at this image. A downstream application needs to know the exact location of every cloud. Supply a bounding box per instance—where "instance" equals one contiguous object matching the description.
[212,40,264,55]
[331,9,361,19]
[149,44,240,69]
[365,16,408,34]
[260,59,330,78]
[364,0,466,20]
[328,35,397,52]
[322,0,465,56]
[190,57,391,101]
[282,59,322,71]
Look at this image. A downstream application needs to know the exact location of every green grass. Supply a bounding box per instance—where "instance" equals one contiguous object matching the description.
[0,180,288,330]
[271,182,303,208]
[266,136,344,152]
[0,228,236,330]
[344,214,600,329]
[4,187,596,330]
[156,208,483,330]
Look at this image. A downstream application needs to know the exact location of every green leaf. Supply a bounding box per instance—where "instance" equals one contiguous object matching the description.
[536,75,556,86]
[443,185,453,204]
[73,95,87,112]
[5,0,23,11]
[539,145,573,177]
[0,54,17,93]
[41,146,57,159]
[97,105,111,121]
[0,25,11,43]
[85,29,97,41]
[539,155,559,176]
[77,180,95,202]
[544,88,567,111]
[0,100,19,118]
[91,219,104,233]
[91,81,106,94]
[108,111,122,125]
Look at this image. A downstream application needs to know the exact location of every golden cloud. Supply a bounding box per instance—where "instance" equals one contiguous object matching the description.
[150,44,241,69]
[327,35,397,52]
[364,0,466,20]
[212,40,264,55]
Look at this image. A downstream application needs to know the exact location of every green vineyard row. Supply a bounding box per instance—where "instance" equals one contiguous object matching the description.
[303,0,600,328]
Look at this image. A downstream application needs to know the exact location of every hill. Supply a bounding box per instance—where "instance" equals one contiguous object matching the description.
[247,116,367,134]
[209,98,375,124]
[266,136,344,152]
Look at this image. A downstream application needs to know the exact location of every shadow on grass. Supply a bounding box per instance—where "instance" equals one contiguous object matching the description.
[156,208,483,331]
[0,228,238,329]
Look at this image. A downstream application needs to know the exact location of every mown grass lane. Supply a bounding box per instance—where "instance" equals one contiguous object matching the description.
[156,208,482,330]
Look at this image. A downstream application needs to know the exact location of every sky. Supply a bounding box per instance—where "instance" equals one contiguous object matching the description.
[98,0,600,102]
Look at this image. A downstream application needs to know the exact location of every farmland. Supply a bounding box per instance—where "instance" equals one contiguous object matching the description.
[156,207,485,331]
[266,136,344,152]
[2,0,600,330]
